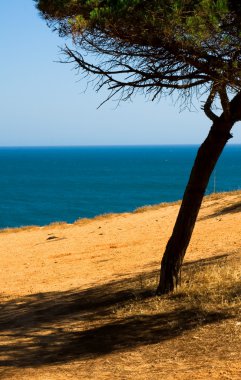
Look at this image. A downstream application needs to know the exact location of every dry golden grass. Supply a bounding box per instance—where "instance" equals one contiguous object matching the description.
[133,200,182,213]
[0,225,39,234]
[113,255,241,320]
[74,212,120,225]
[73,217,91,225]
[41,221,69,229]
[204,189,241,201]
[178,259,241,310]
[1,252,239,380]
[0,190,241,379]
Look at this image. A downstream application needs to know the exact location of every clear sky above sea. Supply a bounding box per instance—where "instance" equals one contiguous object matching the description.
[0,1,240,147]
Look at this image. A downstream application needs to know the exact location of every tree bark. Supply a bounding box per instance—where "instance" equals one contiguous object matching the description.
[156,92,241,295]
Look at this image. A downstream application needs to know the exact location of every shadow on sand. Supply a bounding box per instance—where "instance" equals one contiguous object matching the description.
[0,255,235,368]
[200,200,241,220]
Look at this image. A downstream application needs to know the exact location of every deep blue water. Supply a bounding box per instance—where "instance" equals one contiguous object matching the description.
[0,145,241,229]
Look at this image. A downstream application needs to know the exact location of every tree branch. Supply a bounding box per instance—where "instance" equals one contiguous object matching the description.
[202,85,219,122]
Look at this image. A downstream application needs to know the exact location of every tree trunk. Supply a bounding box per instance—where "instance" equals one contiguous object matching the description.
[156,92,241,295]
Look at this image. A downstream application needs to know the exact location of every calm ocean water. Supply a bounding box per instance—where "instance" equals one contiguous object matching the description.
[0,145,241,229]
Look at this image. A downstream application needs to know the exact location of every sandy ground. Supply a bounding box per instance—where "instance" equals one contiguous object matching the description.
[0,191,240,379]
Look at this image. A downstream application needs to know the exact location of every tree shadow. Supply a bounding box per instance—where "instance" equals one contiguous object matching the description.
[183,253,229,268]
[200,200,241,220]
[0,258,234,368]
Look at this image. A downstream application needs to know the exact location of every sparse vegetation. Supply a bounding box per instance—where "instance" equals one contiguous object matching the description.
[0,225,38,234]
[0,191,240,378]
[113,256,241,319]
[134,201,182,214]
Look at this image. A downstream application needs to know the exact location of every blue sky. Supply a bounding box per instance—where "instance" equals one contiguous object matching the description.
[0,0,240,146]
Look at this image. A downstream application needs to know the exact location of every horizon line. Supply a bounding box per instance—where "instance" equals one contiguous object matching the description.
[0,143,240,148]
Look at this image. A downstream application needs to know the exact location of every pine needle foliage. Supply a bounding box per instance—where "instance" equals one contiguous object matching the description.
[36,0,241,108]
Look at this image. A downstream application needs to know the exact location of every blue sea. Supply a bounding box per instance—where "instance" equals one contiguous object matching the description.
[0,145,241,229]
